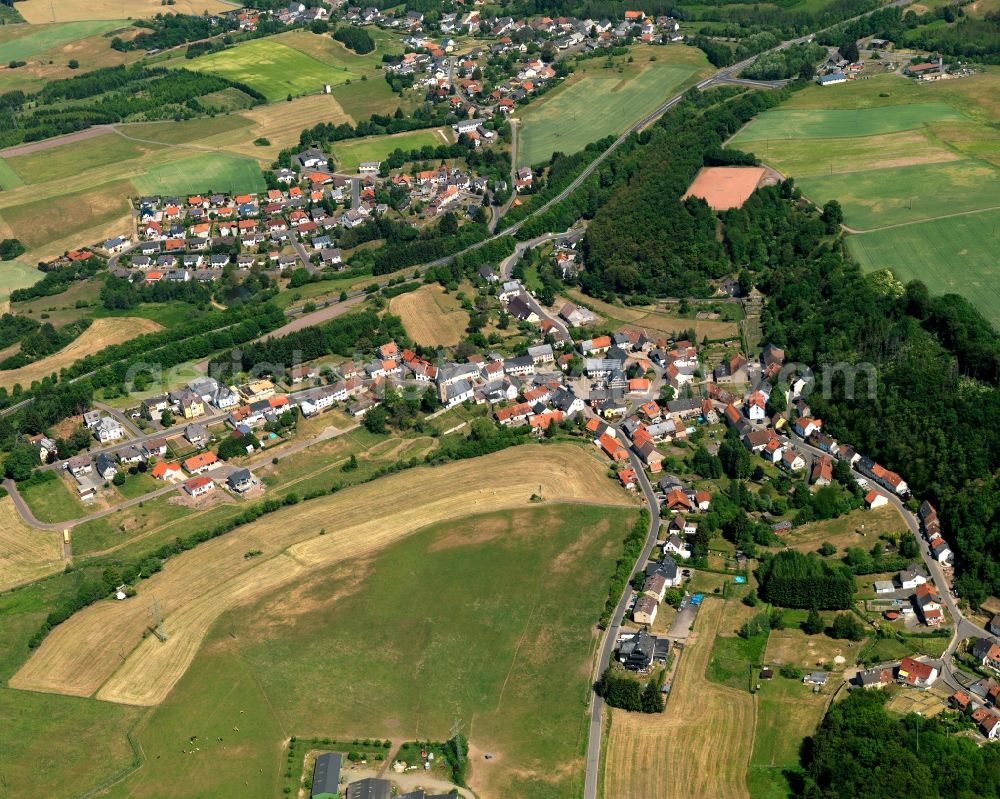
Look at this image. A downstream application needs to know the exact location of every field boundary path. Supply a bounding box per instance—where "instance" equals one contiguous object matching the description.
[841,203,1000,234]
[0,125,116,158]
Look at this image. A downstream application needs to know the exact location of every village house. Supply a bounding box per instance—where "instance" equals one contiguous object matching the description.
[855,666,894,690]
[183,451,219,475]
[184,476,215,498]
[897,657,938,688]
[28,434,57,463]
[632,595,658,625]
[150,461,182,480]
[67,453,93,478]
[94,453,117,481]
[618,630,658,671]
[227,468,255,493]
[94,416,125,444]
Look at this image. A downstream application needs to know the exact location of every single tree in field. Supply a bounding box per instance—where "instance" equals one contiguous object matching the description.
[803,607,824,635]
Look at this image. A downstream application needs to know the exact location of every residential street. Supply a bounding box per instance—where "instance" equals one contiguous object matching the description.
[582,419,662,799]
[792,424,988,691]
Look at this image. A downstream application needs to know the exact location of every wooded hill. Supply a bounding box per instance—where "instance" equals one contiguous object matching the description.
[565,84,1000,603]
[803,690,1000,798]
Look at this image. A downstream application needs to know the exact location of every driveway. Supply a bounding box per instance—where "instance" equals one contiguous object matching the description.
[668,597,700,641]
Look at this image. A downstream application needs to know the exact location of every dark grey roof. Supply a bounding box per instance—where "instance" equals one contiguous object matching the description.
[665,398,701,413]
[228,468,253,486]
[507,294,536,320]
[973,638,998,660]
[619,630,656,670]
[95,453,116,474]
[646,554,678,580]
[311,752,342,798]
[345,778,391,799]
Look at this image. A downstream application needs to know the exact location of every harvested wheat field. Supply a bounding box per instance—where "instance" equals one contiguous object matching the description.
[389,284,470,347]
[16,0,235,23]
[604,599,754,799]
[216,94,355,159]
[11,444,631,704]
[0,497,63,591]
[0,317,162,391]
[682,166,766,211]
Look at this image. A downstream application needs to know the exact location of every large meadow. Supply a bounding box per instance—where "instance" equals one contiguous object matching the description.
[729,69,1000,326]
[1,444,638,799]
[516,44,713,167]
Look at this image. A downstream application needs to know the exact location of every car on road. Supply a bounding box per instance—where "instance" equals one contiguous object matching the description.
[682,569,692,577]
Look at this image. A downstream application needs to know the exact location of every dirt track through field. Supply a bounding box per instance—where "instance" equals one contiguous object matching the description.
[0,317,162,391]
[0,125,116,158]
[603,599,754,799]
[10,445,632,705]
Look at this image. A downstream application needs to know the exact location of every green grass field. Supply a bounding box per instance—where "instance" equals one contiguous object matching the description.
[734,128,959,178]
[729,73,1000,327]
[0,19,126,61]
[847,208,1000,326]
[517,61,699,167]
[274,27,401,73]
[0,157,25,190]
[18,477,84,523]
[746,677,828,799]
[0,179,132,251]
[131,153,266,195]
[5,133,161,185]
[117,115,254,146]
[334,128,449,172]
[800,70,1000,111]
[0,577,145,799]
[730,102,962,143]
[333,75,415,119]
[186,38,362,102]
[796,159,1000,230]
[102,503,636,799]
[0,260,43,304]
[706,625,768,692]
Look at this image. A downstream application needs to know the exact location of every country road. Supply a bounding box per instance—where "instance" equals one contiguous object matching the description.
[582,416,663,799]
[4,418,357,536]
[793,433,987,689]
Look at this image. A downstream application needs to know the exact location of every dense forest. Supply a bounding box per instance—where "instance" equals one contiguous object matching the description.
[758,550,856,609]
[111,12,237,52]
[821,4,1000,63]
[802,690,1000,798]
[580,87,786,298]
[333,25,375,54]
[0,65,264,147]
